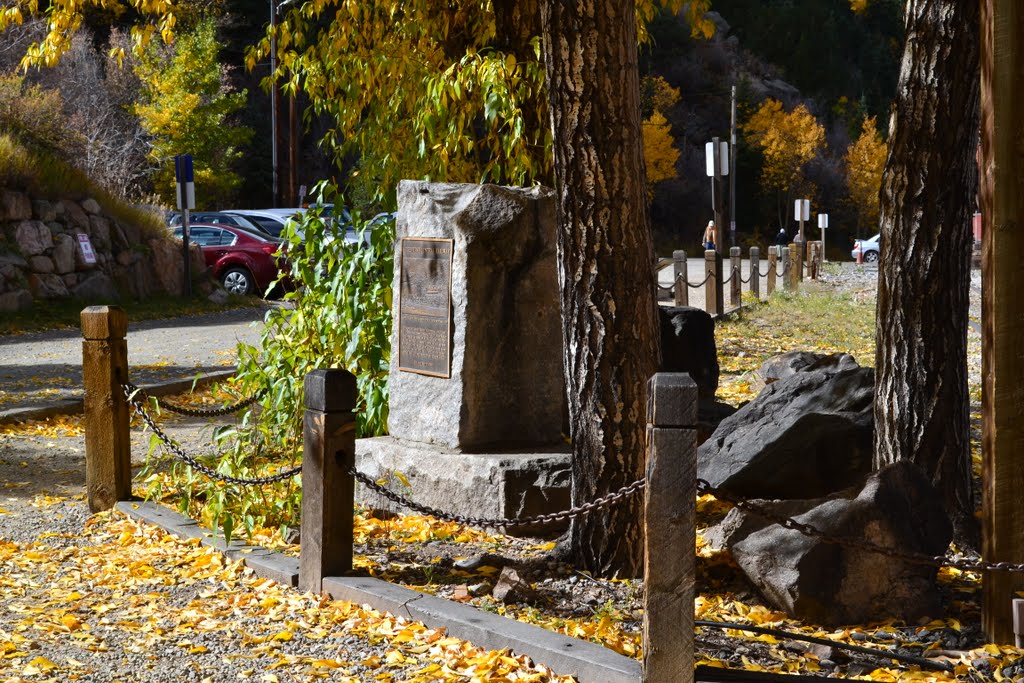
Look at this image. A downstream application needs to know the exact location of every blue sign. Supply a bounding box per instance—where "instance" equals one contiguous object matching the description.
[174,154,196,210]
[174,154,194,183]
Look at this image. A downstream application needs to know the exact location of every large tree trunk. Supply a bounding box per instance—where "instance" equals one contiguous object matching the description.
[874,0,979,544]
[539,0,660,577]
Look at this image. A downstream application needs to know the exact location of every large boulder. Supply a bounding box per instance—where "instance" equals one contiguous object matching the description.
[71,273,120,303]
[15,220,53,256]
[28,273,69,299]
[52,234,77,274]
[659,306,719,399]
[753,351,859,392]
[698,366,874,500]
[714,461,952,626]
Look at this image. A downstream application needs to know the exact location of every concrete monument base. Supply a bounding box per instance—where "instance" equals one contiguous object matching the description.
[355,437,571,536]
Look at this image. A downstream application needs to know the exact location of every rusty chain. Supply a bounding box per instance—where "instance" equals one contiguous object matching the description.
[123,384,301,486]
[697,478,1024,574]
[123,381,263,418]
[352,467,645,529]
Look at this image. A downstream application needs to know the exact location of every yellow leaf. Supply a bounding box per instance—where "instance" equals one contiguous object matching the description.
[272,630,293,641]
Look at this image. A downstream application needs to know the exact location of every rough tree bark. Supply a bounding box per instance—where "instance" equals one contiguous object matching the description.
[539,0,660,577]
[874,0,979,544]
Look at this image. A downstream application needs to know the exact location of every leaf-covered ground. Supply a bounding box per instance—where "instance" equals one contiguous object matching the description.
[0,263,1004,682]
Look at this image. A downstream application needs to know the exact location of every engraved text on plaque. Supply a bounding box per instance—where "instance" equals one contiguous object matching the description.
[398,238,454,377]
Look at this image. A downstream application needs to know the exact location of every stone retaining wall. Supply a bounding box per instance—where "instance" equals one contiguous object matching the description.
[0,189,202,312]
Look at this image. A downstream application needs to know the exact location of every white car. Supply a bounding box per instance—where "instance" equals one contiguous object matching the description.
[852,233,880,262]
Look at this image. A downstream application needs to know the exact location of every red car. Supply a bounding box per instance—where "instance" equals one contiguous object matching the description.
[171,223,288,296]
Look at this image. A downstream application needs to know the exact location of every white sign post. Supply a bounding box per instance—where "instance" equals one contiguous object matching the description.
[174,154,195,298]
[705,138,730,249]
[818,213,829,262]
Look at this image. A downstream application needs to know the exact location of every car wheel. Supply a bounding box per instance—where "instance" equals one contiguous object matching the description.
[864,250,879,263]
[221,267,254,296]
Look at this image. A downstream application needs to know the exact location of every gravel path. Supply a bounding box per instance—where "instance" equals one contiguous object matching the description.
[0,305,269,419]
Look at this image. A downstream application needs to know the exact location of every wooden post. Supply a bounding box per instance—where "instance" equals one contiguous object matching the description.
[673,250,688,307]
[643,373,696,683]
[767,246,778,295]
[981,0,1024,643]
[704,250,722,316]
[729,246,742,308]
[300,368,358,593]
[82,306,131,512]
[749,247,760,300]
[788,243,800,290]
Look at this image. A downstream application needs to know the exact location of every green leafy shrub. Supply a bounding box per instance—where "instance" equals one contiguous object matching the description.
[143,184,394,542]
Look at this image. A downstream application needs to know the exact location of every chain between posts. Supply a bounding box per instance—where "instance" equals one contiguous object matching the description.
[124,382,264,417]
[687,272,714,289]
[123,384,302,485]
[116,377,1024,573]
[352,467,645,529]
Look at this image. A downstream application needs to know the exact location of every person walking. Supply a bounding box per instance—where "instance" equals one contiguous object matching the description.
[775,226,788,247]
[703,220,716,251]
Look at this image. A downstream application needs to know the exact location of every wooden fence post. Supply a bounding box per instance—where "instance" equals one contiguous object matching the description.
[300,368,358,593]
[767,246,777,295]
[704,250,722,316]
[673,250,688,307]
[749,247,760,300]
[82,306,131,512]
[729,246,742,308]
[643,373,697,683]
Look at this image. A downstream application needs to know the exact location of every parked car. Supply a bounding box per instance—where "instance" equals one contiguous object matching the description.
[168,211,273,238]
[170,223,288,296]
[220,208,305,239]
[852,233,881,262]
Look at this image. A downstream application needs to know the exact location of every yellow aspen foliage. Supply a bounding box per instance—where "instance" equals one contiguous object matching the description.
[849,0,870,14]
[742,99,826,198]
[844,116,887,231]
[641,75,681,118]
[2,0,713,201]
[641,110,680,197]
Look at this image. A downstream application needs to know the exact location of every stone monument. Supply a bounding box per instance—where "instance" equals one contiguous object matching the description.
[355,181,571,531]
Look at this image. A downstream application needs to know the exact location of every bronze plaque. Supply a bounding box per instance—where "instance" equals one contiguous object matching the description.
[398,237,454,377]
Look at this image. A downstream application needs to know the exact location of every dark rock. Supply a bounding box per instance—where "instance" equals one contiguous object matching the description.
[27,273,68,298]
[757,351,859,387]
[698,366,874,500]
[722,461,952,626]
[659,306,719,399]
[71,273,120,303]
[698,399,737,446]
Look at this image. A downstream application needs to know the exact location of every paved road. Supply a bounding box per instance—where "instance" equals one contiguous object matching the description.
[0,306,269,422]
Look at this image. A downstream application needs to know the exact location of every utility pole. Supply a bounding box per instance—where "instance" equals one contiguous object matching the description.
[270,0,279,208]
[729,85,737,248]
